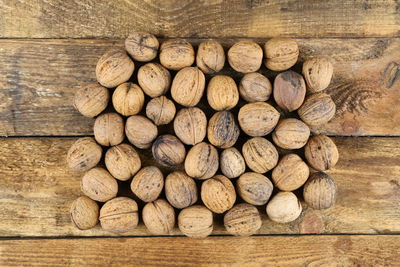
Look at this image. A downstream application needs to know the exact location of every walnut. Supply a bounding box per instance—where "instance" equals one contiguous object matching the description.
[237,172,273,205]
[93,113,125,146]
[142,199,175,235]
[201,175,236,213]
[228,41,263,73]
[298,93,336,126]
[152,135,186,167]
[165,171,198,209]
[266,192,302,223]
[137,63,171,98]
[178,205,213,238]
[207,111,240,148]
[81,167,118,202]
[99,197,139,233]
[196,40,225,74]
[272,118,310,149]
[239,72,272,102]
[112,82,145,116]
[272,154,310,191]
[171,67,205,107]
[125,115,158,149]
[73,83,109,118]
[305,135,339,171]
[146,96,176,125]
[173,107,207,145]
[264,38,299,71]
[303,172,337,210]
[67,137,102,173]
[105,143,141,181]
[273,70,306,112]
[207,75,239,111]
[302,57,333,92]
[125,31,159,62]
[184,142,219,180]
[159,39,195,70]
[220,147,246,179]
[70,196,99,230]
[242,137,279,173]
[130,166,164,203]
[224,203,262,236]
[238,102,280,137]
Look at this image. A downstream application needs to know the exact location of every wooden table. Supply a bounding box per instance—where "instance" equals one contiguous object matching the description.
[1,1,400,266]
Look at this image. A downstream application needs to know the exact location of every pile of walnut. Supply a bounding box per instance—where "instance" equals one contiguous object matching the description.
[68,32,338,237]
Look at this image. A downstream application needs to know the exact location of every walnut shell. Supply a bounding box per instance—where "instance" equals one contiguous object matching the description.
[152,135,186,167]
[74,83,109,118]
[165,171,198,209]
[178,205,213,238]
[238,102,280,137]
[125,115,158,149]
[264,38,299,71]
[67,137,102,173]
[96,48,134,88]
[298,93,336,126]
[242,137,279,173]
[131,166,164,203]
[266,192,302,223]
[305,135,339,171]
[137,63,171,98]
[142,199,175,235]
[303,172,337,210]
[99,197,139,233]
[112,83,145,116]
[201,175,236,214]
[272,118,310,149]
[207,75,239,111]
[125,31,159,62]
[105,143,141,181]
[184,142,219,180]
[207,111,240,148]
[224,203,262,236]
[159,39,195,70]
[273,70,306,112]
[81,167,118,202]
[196,40,225,74]
[70,196,99,230]
[93,113,125,146]
[302,57,333,92]
[239,72,272,102]
[228,40,263,73]
[272,154,310,191]
[237,172,273,205]
[173,107,207,145]
[220,147,246,179]
[171,67,205,107]
[146,96,176,125]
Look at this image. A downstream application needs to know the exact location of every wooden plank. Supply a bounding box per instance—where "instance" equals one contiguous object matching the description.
[0,0,399,38]
[0,137,399,237]
[1,236,399,266]
[1,38,400,137]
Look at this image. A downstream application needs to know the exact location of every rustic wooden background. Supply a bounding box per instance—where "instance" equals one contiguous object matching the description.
[1,0,400,266]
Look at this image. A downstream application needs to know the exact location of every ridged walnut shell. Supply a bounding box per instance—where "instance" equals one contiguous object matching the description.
[220,147,246,179]
[266,192,302,223]
[228,40,263,73]
[272,118,310,149]
[70,196,99,230]
[207,75,239,111]
[242,137,279,173]
[207,111,240,148]
[93,113,125,147]
[173,107,207,145]
[165,171,198,209]
[146,96,176,125]
[239,72,272,102]
[112,83,145,116]
[81,167,118,202]
[99,197,139,233]
[201,175,236,213]
[224,203,262,236]
[273,70,306,112]
[152,135,186,167]
[304,135,339,171]
[298,93,336,126]
[105,143,141,181]
[171,67,205,107]
[238,102,280,137]
[137,63,171,98]
[237,172,273,205]
[178,205,213,238]
[74,83,109,118]
[131,166,164,203]
[142,199,175,235]
[67,137,102,173]
[125,115,158,149]
[272,154,310,191]
[196,40,225,74]
[303,172,337,210]
[125,31,159,62]
[184,142,219,180]
[302,57,333,92]
[159,39,195,71]
[264,38,299,71]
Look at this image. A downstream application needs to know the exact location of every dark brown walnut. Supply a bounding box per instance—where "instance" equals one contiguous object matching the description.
[165,171,198,209]
[93,113,125,146]
[196,40,225,74]
[303,172,337,210]
[125,31,159,62]
[305,135,339,171]
[239,72,272,102]
[272,154,310,191]
[105,143,141,181]
[171,67,205,107]
[142,199,175,235]
[152,135,186,167]
[184,142,219,180]
[201,175,236,214]
[125,115,158,149]
[220,147,246,179]
[266,192,302,223]
[207,111,240,149]
[264,38,299,71]
[207,75,239,111]
[81,167,118,202]
[272,118,310,149]
[70,196,99,230]
[242,137,279,173]
[137,63,171,98]
[146,96,176,125]
[298,93,336,126]
[238,102,280,137]
[173,107,207,145]
[228,40,263,73]
[224,203,262,236]
[99,197,139,234]
[112,82,145,116]
[178,205,213,238]
[96,48,134,88]
[302,57,334,93]
[67,137,102,173]
[237,172,273,206]
[131,166,164,203]
[74,83,109,118]
[159,39,195,71]
[273,70,306,112]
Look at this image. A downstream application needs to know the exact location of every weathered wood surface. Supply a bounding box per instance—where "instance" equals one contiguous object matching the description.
[0,137,399,237]
[1,0,399,38]
[1,236,399,266]
[1,38,399,137]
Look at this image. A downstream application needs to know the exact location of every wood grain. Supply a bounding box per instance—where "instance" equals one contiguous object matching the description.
[0,137,399,237]
[1,38,400,137]
[0,0,399,38]
[1,236,399,266]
